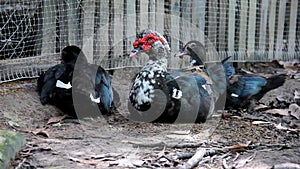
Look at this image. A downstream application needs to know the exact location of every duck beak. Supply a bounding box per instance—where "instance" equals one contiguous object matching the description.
[130,47,141,57]
[174,46,189,58]
[175,49,188,58]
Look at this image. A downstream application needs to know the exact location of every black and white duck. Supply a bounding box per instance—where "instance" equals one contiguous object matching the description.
[38,45,114,117]
[128,29,216,123]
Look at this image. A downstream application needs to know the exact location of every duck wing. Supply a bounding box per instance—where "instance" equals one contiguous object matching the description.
[94,66,114,114]
[38,64,67,104]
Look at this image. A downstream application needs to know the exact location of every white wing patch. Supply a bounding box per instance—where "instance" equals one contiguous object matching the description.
[90,93,101,103]
[56,80,72,89]
[172,88,182,99]
[231,93,239,97]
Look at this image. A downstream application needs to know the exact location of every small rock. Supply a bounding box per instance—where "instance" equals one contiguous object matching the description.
[289,104,300,120]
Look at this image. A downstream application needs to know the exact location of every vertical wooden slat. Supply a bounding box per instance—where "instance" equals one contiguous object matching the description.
[288,0,298,58]
[170,0,180,68]
[57,0,68,50]
[66,0,80,46]
[207,0,217,48]
[170,0,180,50]
[96,0,109,64]
[247,0,257,56]
[180,0,191,65]
[149,0,155,29]
[155,0,164,33]
[258,0,268,52]
[181,0,191,44]
[113,0,124,66]
[140,1,149,29]
[126,0,136,66]
[82,0,95,63]
[41,0,56,55]
[268,0,276,59]
[217,0,227,52]
[191,0,204,44]
[238,0,248,54]
[227,0,236,53]
[275,0,287,59]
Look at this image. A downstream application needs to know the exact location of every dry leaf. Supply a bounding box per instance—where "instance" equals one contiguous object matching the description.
[289,104,300,120]
[223,141,252,150]
[47,115,68,125]
[222,113,232,119]
[31,128,49,138]
[264,109,290,116]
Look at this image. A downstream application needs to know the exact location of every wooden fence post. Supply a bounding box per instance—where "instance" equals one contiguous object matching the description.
[191,0,206,45]
[41,0,56,56]
[95,0,109,65]
[126,0,136,66]
[228,0,236,55]
[268,0,276,60]
[258,0,269,55]
[288,0,298,58]
[66,0,81,47]
[82,0,95,63]
[57,0,68,50]
[275,0,287,59]
[155,0,164,33]
[239,0,248,58]
[217,0,227,53]
[113,0,124,68]
[170,0,180,68]
[149,0,155,29]
[247,0,257,58]
[140,1,149,29]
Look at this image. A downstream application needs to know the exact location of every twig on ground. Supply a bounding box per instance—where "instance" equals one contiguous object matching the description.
[15,158,27,169]
[223,159,230,169]
[123,140,204,148]
[178,148,206,169]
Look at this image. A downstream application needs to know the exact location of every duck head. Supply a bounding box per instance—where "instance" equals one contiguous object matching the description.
[130,29,171,60]
[61,45,87,66]
[175,40,206,66]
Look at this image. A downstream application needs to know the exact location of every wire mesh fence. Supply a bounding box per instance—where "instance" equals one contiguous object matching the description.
[0,0,299,83]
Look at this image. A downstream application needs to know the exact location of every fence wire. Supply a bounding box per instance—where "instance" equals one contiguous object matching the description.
[0,0,300,83]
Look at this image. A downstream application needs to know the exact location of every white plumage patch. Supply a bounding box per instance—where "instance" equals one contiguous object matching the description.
[190,60,197,66]
[90,93,100,103]
[56,80,72,89]
[231,93,239,97]
[172,88,182,99]
[129,58,168,109]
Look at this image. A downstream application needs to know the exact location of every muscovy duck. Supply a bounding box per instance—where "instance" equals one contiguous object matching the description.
[128,29,215,123]
[37,63,74,115]
[38,45,114,117]
[176,40,206,66]
[175,41,287,109]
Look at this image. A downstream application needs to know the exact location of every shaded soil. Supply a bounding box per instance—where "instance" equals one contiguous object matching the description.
[0,67,299,169]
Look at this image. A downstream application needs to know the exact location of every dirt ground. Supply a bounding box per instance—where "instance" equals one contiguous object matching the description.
[1,65,300,169]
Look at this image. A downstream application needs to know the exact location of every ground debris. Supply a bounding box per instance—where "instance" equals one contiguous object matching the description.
[273,162,300,169]
[2,66,300,168]
[178,148,206,169]
[223,141,252,150]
